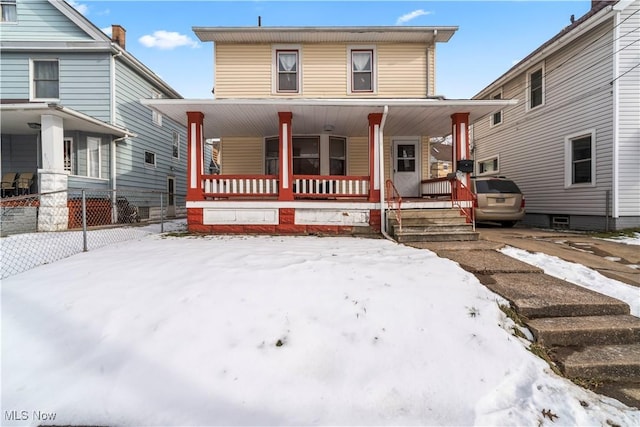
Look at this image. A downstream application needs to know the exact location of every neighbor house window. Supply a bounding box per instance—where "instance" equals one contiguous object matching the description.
[145,151,156,167]
[329,137,346,175]
[491,90,502,126]
[151,90,162,126]
[350,48,374,93]
[1,0,17,22]
[63,137,74,173]
[87,137,101,178]
[172,131,180,159]
[32,59,59,100]
[565,130,596,186]
[265,137,279,175]
[276,50,299,93]
[293,136,320,175]
[477,156,499,175]
[528,65,544,110]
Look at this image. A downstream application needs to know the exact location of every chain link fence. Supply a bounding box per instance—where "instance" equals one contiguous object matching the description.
[1,189,186,279]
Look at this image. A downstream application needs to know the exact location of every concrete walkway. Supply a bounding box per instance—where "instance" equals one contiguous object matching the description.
[407,226,640,409]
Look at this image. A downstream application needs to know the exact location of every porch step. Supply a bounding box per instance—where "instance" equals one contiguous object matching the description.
[554,343,640,382]
[527,315,640,347]
[388,208,477,242]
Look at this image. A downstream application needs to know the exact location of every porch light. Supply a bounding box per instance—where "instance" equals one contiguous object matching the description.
[323,124,335,133]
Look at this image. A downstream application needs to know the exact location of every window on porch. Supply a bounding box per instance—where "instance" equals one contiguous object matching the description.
[264,135,347,175]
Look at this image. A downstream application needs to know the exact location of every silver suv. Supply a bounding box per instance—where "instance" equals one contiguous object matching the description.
[471,176,525,227]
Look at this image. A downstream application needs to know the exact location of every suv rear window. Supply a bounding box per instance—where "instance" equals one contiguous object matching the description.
[475,179,521,194]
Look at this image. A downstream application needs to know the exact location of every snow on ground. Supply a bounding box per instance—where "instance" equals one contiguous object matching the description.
[501,245,640,317]
[600,232,640,246]
[2,229,639,426]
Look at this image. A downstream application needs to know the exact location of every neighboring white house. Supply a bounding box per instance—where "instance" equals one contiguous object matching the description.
[471,0,639,231]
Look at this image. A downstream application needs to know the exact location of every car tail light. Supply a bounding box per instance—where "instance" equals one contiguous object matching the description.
[474,197,478,208]
[521,196,526,209]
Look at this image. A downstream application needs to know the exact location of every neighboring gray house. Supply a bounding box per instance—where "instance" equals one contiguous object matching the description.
[0,0,187,229]
[471,0,639,231]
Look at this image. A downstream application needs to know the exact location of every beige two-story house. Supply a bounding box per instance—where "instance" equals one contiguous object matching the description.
[144,26,513,235]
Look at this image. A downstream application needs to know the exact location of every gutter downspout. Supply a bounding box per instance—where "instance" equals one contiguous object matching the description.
[111,49,122,223]
[378,105,394,241]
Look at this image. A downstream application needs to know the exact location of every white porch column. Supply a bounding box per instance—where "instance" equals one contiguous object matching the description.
[38,114,69,231]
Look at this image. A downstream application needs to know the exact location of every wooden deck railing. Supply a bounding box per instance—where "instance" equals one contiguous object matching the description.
[203,175,279,198]
[293,175,369,198]
[420,177,452,198]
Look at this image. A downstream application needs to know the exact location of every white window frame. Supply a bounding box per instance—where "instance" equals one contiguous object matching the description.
[86,137,101,179]
[564,129,596,188]
[1,0,17,23]
[172,131,180,160]
[476,155,500,176]
[527,63,545,111]
[151,90,163,126]
[347,45,377,95]
[30,58,60,102]
[145,150,157,168]
[271,45,302,95]
[490,89,503,127]
[63,137,74,173]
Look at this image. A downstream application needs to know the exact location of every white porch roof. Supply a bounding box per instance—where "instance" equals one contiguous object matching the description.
[141,98,517,139]
[0,103,135,138]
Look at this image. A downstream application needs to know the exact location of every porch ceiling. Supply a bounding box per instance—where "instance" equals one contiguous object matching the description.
[141,98,517,139]
[0,103,134,137]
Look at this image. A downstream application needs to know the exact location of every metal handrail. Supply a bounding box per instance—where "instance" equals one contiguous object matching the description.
[449,176,476,230]
[385,179,403,232]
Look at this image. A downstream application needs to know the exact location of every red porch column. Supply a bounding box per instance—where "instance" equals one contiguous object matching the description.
[187,111,205,201]
[368,113,383,202]
[451,112,471,188]
[278,112,294,201]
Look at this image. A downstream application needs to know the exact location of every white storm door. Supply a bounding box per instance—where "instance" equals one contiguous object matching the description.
[392,138,421,197]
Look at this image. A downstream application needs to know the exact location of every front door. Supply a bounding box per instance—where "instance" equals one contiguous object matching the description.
[392,139,421,197]
[167,176,176,218]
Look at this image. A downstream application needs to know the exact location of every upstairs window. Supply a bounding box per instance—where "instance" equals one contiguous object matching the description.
[528,66,544,110]
[276,50,299,93]
[145,151,156,167]
[151,90,163,126]
[172,131,180,159]
[32,59,59,100]
[565,130,595,186]
[351,49,374,93]
[1,0,16,23]
[491,91,502,126]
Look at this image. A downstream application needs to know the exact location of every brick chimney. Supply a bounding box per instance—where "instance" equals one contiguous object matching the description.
[111,25,126,49]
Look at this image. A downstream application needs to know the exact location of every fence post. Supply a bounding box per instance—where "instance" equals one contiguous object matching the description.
[160,192,164,233]
[82,189,88,252]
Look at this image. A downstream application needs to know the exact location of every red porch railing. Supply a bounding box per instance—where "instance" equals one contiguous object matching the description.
[293,175,369,199]
[203,175,279,198]
[450,177,476,228]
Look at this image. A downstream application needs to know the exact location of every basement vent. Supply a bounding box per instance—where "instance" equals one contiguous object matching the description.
[551,215,569,230]
[138,206,150,220]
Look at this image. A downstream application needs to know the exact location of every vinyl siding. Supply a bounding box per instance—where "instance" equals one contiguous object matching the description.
[214,45,272,99]
[472,19,615,217]
[0,0,92,42]
[616,1,640,216]
[0,51,111,120]
[220,137,264,174]
[214,42,430,99]
[347,136,368,176]
[114,60,187,194]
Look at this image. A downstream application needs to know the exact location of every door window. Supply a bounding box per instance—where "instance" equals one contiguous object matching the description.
[396,144,416,172]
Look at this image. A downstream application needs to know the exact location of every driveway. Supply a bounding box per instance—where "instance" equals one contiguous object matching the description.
[476,225,640,287]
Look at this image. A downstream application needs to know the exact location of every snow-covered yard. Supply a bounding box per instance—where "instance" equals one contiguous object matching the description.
[2,224,639,426]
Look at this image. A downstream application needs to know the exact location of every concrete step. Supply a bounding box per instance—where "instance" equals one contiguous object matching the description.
[395,231,479,243]
[395,209,463,219]
[479,273,630,319]
[527,315,640,347]
[389,216,468,227]
[597,381,640,409]
[392,224,474,234]
[554,343,640,382]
